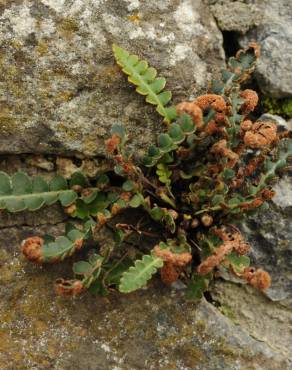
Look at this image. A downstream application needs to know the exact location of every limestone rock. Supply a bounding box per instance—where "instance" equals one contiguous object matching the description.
[210,0,292,98]
[209,1,261,33]
[241,190,292,306]
[240,23,292,98]
[210,281,292,362]
[0,0,224,157]
[0,227,290,369]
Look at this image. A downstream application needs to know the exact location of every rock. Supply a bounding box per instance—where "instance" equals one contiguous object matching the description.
[240,189,292,306]
[240,23,292,98]
[210,281,292,361]
[238,115,292,304]
[209,1,261,33]
[259,113,291,131]
[0,227,290,369]
[0,0,224,157]
[210,0,292,98]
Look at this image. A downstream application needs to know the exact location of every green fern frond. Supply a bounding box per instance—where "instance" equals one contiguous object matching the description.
[119,254,163,293]
[112,44,176,123]
[73,253,104,288]
[40,223,93,263]
[0,172,77,212]
[143,115,196,167]
[225,252,250,273]
[156,163,172,187]
[254,140,292,193]
[185,273,212,301]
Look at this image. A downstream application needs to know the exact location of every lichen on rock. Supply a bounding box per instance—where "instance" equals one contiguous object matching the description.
[0,0,224,157]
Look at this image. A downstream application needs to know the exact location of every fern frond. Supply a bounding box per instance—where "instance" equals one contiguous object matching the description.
[143,114,196,167]
[119,254,163,293]
[254,140,292,193]
[156,163,172,186]
[73,253,104,288]
[0,172,77,212]
[21,222,94,263]
[185,273,212,301]
[112,44,176,123]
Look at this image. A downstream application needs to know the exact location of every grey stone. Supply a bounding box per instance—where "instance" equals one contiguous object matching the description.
[210,0,292,98]
[0,223,290,369]
[0,0,224,157]
[240,189,292,306]
[210,281,292,362]
[240,23,292,98]
[239,115,292,304]
[210,1,261,33]
[260,113,292,131]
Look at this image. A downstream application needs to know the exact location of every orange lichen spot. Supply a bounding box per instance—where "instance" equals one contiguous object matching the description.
[21,236,44,263]
[240,89,259,114]
[127,14,141,23]
[152,245,192,267]
[194,94,227,113]
[105,134,121,154]
[243,268,271,290]
[244,121,277,149]
[160,262,180,285]
[176,101,203,128]
[55,278,84,296]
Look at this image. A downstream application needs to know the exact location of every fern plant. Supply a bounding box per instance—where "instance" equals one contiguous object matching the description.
[112,44,176,123]
[2,43,291,300]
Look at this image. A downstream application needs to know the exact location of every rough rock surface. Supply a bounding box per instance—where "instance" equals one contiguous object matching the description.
[209,0,261,34]
[241,182,292,306]
[0,0,224,157]
[210,0,292,98]
[210,281,292,361]
[0,219,290,369]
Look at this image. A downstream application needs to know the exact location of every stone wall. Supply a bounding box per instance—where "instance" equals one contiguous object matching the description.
[0,1,291,369]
